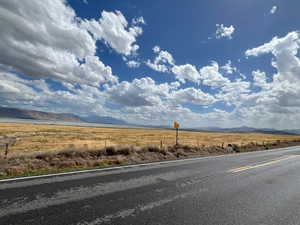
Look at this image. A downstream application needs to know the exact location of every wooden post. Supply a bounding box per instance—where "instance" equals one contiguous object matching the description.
[105,139,107,148]
[175,128,178,146]
[160,140,163,149]
[173,121,180,146]
[5,143,8,159]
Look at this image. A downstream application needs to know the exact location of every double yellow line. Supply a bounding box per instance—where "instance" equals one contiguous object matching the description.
[229,155,300,173]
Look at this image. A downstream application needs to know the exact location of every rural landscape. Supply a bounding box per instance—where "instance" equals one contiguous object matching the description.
[1,121,300,178]
[2,1,300,224]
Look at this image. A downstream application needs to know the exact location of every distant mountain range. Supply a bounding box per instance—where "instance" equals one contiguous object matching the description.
[0,106,127,125]
[190,126,298,135]
[0,106,299,135]
[80,115,127,125]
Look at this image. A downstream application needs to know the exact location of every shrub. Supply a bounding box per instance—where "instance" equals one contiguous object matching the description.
[146,145,160,153]
[105,146,116,155]
[105,145,132,156]
[227,144,240,152]
[116,145,132,155]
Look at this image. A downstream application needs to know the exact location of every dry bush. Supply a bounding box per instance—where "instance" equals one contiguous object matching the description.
[105,145,133,156]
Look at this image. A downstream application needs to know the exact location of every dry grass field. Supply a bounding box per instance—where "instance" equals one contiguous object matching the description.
[1,122,300,156]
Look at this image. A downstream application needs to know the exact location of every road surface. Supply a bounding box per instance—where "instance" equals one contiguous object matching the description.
[1,146,300,225]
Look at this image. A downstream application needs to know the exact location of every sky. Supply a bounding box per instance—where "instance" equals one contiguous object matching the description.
[0,0,300,129]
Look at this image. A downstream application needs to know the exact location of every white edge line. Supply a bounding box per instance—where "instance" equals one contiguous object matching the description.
[0,145,299,183]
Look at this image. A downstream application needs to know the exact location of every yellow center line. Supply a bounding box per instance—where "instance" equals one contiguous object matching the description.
[229,155,300,173]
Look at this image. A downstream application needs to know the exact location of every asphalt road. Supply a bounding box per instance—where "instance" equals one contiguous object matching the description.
[1,146,300,225]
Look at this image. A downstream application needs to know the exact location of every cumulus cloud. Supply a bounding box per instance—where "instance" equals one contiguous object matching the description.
[252,70,268,89]
[132,16,145,25]
[82,10,144,56]
[170,87,216,106]
[242,31,300,128]
[199,61,230,87]
[221,60,237,74]
[0,0,118,85]
[152,46,160,53]
[215,24,235,40]
[270,6,277,14]
[246,31,300,83]
[126,60,140,68]
[216,79,251,106]
[171,61,230,88]
[171,64,201,84]
[104,77,180,107]
[146,46,175,72]
[0,71,111,116]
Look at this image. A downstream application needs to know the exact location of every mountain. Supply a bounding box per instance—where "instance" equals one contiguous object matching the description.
[282,129,300,135]
[0,106,127,125]
[80,115,127,125]
[194,126,295,135]
[0,106,83,122]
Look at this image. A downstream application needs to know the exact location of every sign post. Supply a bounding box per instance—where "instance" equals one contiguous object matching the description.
[0,136,17,159]
[173,121,180,146]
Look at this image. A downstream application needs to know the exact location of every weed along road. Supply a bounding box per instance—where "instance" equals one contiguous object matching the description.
[2,147,300,225]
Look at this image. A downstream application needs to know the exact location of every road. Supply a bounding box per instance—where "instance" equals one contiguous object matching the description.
[1,146,300,225]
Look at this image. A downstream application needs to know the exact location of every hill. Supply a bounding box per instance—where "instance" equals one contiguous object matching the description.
[0,106,83,122]
[0,106,127,125]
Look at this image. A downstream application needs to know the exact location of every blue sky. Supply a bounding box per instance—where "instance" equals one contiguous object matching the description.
[0,0,300,128]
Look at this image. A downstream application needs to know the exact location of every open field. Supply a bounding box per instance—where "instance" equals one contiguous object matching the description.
[2,122,300,178]
[1,122,300,156]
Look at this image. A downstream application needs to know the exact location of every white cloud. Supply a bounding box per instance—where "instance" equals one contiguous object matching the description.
[82,10,144,56]
[0,0,118,85]
[171,87,216,106]
[199,61,230,87]
[153,46,160,53]
[126,60,140,68]
[252,70,268,89]
[146,46,175,72]
[0,72,237,127]
[0,71,111,116]
[246,31,300,83]
[146,61,169,72]
[242,31,300,128]
[270,6,277,14]
[221,60,237,74]
[171,64,201,83]
[171,61,230,87]
[215,24,235,40]
[132,16,145,25]
[104,77,180,107]
[216,79,251,106]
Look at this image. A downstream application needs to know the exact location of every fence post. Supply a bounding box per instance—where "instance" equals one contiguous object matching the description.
[5,143,8,159]
[160,140,163,149]
[175,128,178,146]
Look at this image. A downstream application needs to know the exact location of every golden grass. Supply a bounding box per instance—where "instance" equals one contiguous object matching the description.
[1,122,300,156]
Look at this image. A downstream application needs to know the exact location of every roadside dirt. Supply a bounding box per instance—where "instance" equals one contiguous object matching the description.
[1,139,300,178]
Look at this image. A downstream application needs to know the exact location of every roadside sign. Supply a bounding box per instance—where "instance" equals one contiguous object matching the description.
[173,121,180,129]
[173,121,180,145]
[0,136,17,158]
